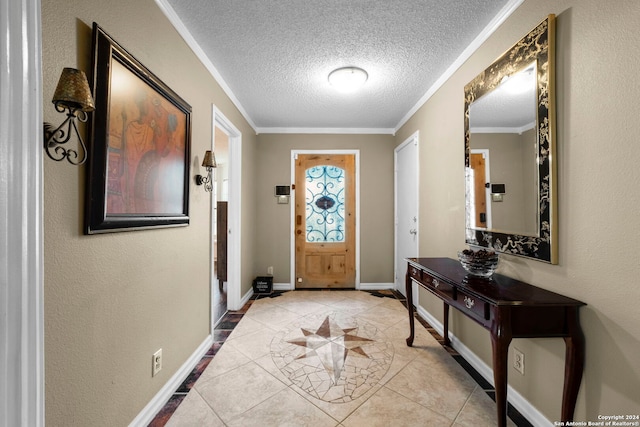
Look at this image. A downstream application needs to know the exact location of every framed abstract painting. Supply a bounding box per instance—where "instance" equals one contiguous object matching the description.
[86,23,192,234]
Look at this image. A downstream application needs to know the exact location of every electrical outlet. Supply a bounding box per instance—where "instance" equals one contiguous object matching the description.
[513,347,525,375]
[267,266,274,275]
[152,349,162,377]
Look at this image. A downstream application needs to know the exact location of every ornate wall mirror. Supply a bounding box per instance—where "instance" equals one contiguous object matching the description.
[464,15,557,263]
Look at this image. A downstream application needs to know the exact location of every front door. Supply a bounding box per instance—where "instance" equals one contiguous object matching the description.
[470,151,490,229]
[294,154,355,288]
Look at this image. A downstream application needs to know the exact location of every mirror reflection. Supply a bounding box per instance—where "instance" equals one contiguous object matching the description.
[464,14,557,264]
[468,62,539,236]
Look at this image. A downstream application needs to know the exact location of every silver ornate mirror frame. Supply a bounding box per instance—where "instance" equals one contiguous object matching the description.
[464,15,557,264]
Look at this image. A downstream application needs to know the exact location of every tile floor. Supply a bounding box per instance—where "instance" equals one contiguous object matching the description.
[149,290,531,427]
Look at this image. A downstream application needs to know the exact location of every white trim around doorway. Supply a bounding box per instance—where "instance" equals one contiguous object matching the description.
[0,0,44,425]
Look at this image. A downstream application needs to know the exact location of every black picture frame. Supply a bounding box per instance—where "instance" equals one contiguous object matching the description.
[86,23,192,234]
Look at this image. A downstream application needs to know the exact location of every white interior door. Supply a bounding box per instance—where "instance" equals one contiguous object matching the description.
[395,133,419,296]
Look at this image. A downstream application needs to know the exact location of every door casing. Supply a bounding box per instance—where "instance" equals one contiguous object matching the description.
[290,150,360,290]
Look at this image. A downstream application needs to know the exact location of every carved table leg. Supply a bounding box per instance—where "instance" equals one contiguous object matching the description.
[491,310,513,427]
[443,303,450,346]
[562,307,585,422]
[406,270,415,347]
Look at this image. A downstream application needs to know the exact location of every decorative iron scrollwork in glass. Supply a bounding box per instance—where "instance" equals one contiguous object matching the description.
[305,165,345,242]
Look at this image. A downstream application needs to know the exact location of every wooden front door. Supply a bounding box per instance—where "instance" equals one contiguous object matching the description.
[470,152,487,228]
[295,154,355,288]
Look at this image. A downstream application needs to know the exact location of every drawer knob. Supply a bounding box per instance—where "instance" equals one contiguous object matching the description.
[433,279,440,288]
[464,296,475,309]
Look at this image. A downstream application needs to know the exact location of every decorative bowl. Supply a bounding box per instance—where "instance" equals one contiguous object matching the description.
[458,249,499,278]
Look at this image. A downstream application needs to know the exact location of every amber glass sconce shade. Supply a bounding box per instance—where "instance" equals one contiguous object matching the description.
[195,150,217,192]
[43,68,95,165]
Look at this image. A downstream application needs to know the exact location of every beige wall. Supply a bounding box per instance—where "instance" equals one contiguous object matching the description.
[41,0,257,425]
[255,134,396,284]
[397,0,640,421]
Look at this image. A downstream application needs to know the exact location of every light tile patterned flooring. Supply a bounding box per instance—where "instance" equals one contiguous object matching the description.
[151,290,530,426]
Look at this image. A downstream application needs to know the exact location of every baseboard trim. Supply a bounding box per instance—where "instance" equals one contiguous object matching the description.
[240,287,254,307]
[271,283,395,291]
[415,306,552,427]
[128,334,213,427]
[359,282,395,290]
[273,282,293,291]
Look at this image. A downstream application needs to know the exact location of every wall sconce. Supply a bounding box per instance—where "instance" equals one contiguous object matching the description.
[43,68,95,165]
[195,150,217,192]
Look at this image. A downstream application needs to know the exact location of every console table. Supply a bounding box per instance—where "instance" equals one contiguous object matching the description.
[405,257,585,427]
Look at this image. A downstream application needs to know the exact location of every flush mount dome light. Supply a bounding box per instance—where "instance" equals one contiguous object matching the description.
[328,67,368,93]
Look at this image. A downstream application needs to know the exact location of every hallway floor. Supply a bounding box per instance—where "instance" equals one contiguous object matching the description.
[150,290,531,426]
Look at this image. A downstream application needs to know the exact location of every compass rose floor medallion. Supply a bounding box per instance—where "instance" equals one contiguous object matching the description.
[270,312,394,403]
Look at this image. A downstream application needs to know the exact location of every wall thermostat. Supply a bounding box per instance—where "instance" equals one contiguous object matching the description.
[275,185,290,196]
[491,183,506,194]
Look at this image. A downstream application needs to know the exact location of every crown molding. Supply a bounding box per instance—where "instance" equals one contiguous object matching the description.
[256,127,395,135]
[155,0,257,132]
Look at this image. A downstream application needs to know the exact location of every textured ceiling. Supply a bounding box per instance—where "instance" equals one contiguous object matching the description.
[161,0,517,132]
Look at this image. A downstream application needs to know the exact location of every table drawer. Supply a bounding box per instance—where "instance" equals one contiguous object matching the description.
[423,273,455,299]
[408,264,422,281]
[457,289,489,322]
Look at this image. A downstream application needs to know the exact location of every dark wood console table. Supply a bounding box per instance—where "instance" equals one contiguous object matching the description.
[405,257,585,427]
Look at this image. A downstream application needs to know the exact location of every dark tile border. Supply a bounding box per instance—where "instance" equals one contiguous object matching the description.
[403,299,533,427]
[147,394,186,427]
[146,308,244,426]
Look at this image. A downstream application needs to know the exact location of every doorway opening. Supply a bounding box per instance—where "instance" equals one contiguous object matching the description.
[212,125,229,327]
[211,107,242,333]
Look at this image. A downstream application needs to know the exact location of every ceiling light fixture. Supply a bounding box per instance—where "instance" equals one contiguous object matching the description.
[328,67,368,93]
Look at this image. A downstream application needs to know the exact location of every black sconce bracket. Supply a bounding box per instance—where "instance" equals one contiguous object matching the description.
[43,103,89,165]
